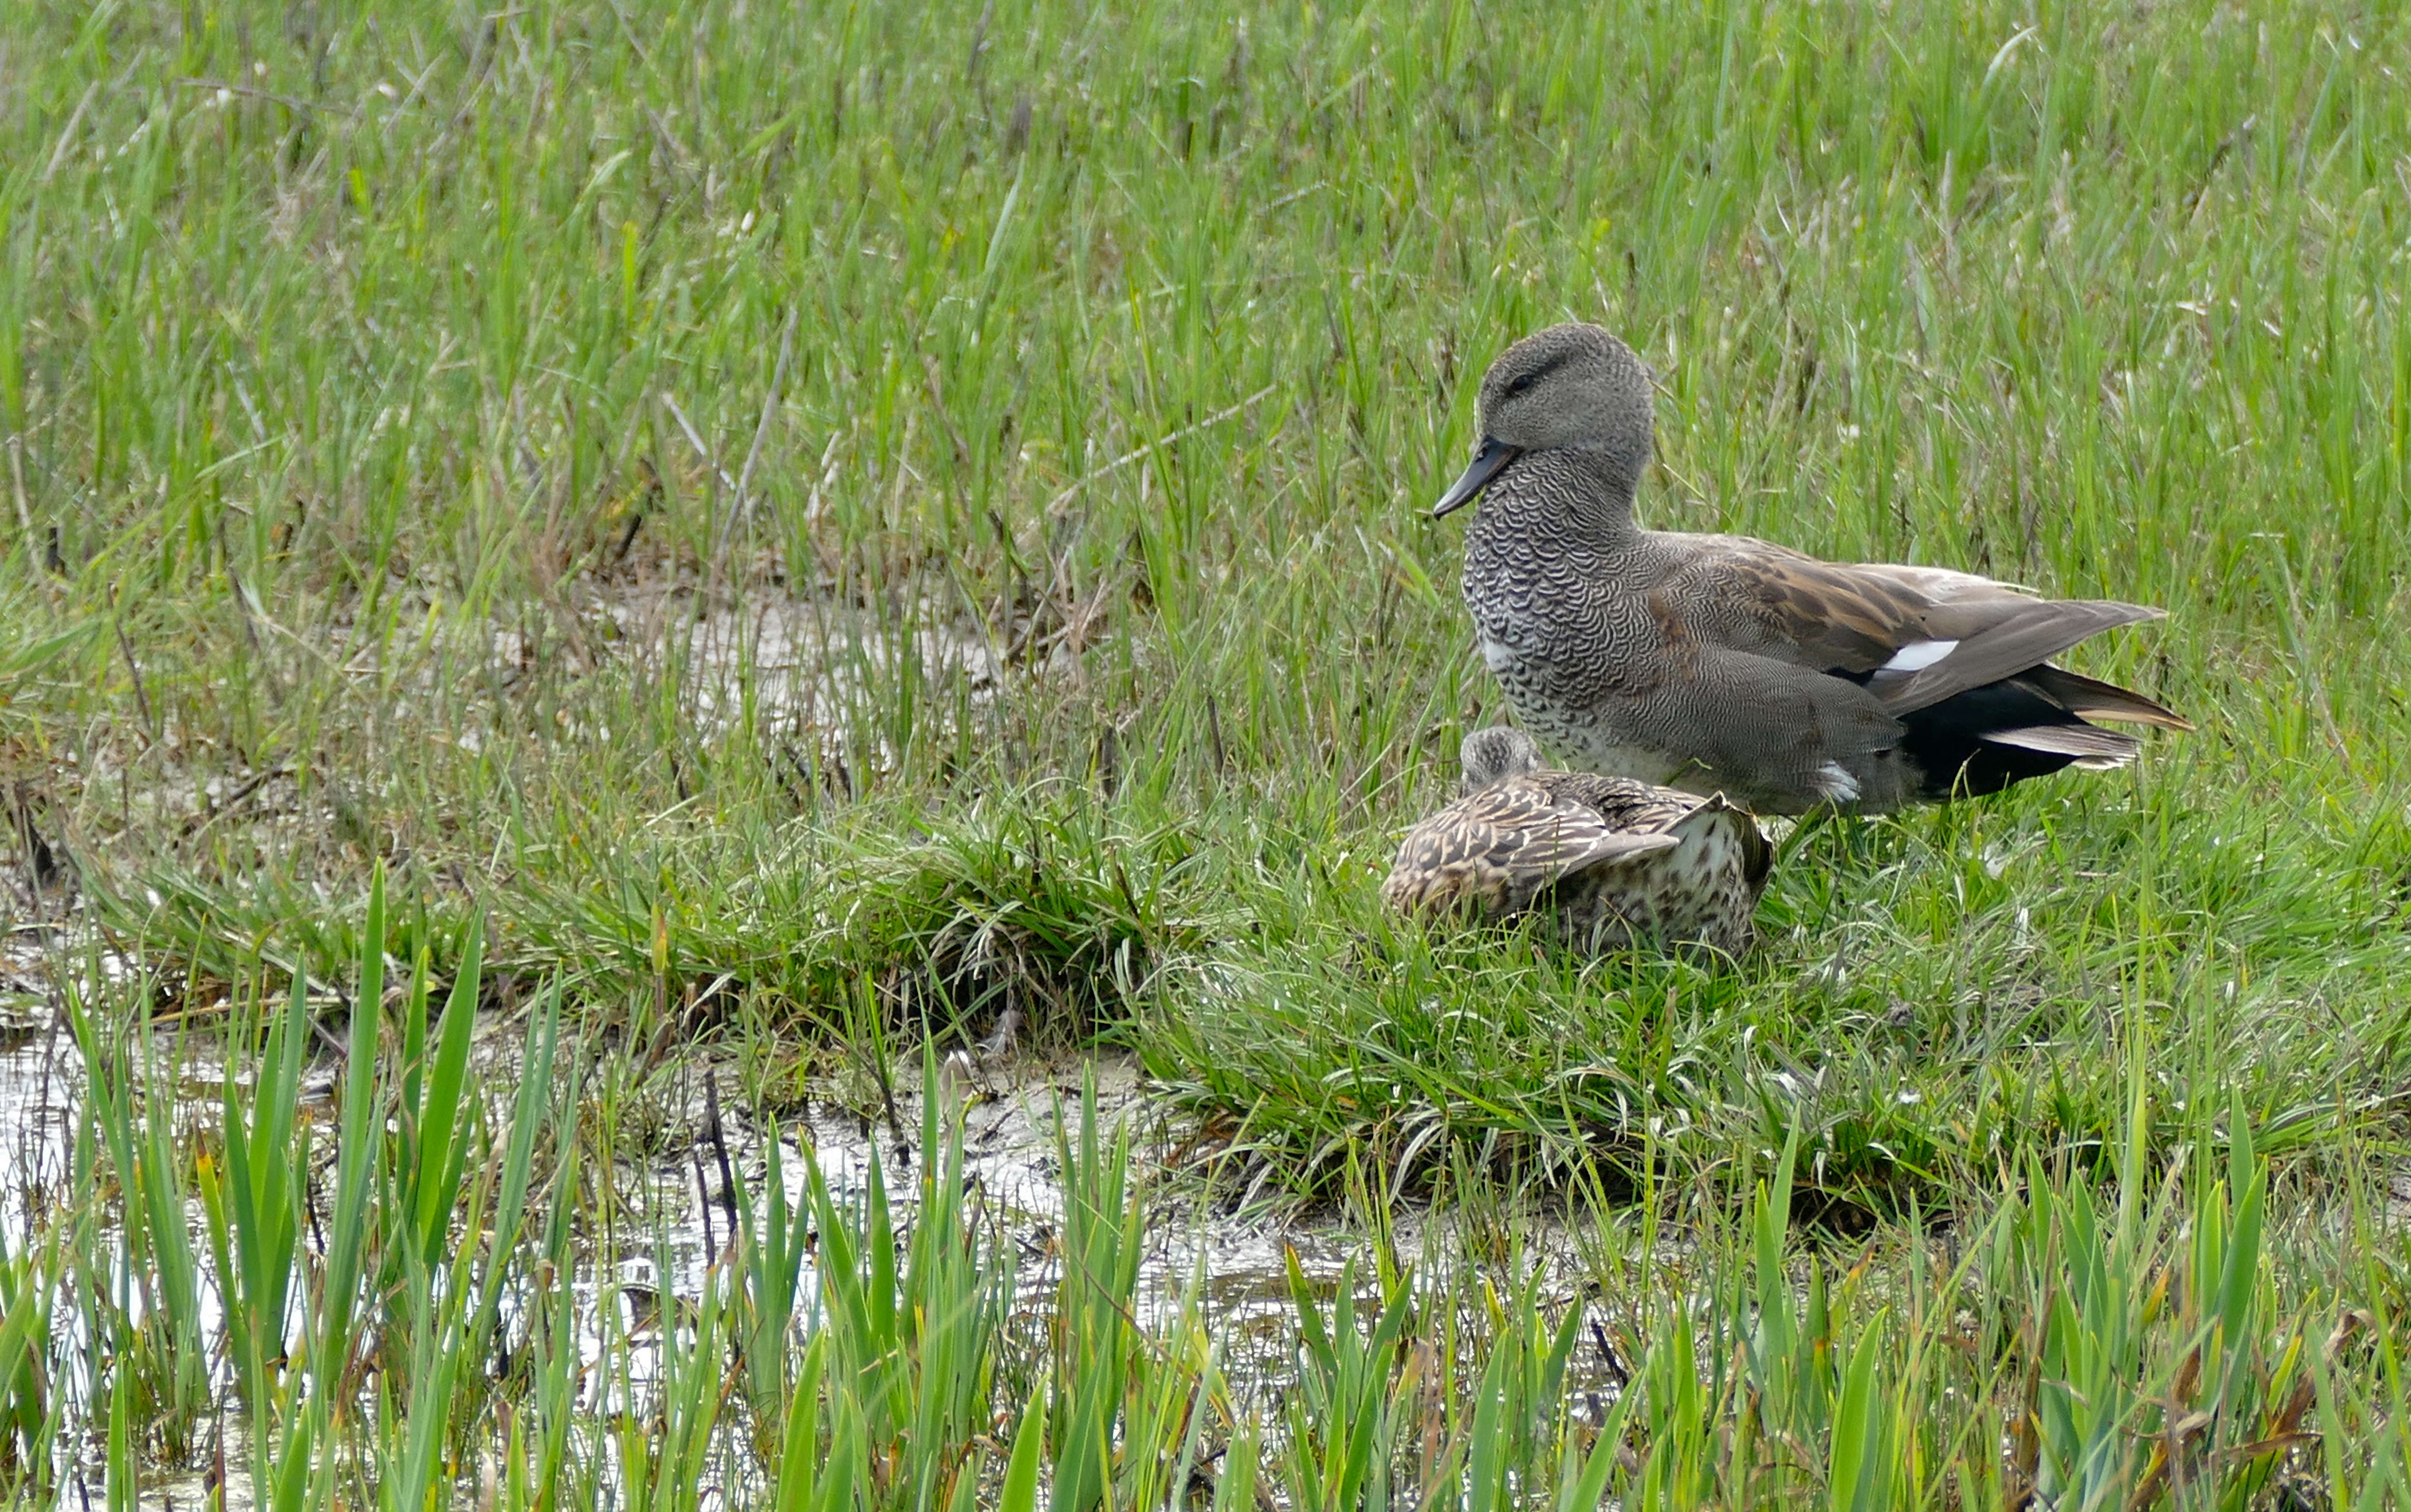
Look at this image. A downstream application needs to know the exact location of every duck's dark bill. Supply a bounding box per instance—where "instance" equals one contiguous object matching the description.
[1432,437,1520,517]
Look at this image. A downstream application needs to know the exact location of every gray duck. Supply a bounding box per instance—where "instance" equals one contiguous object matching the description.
[1432,323,2190,814]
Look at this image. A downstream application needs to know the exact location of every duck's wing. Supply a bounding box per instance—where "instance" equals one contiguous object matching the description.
[1551,778,1774,885]
[1539,771,1714,834]
[2015,665,2193,731]
[1661,541,1956,674]
[1664,793,1775,890]
[1383,776,1681,916]
[1663,542,2169,718]
[1883,597,2165,715]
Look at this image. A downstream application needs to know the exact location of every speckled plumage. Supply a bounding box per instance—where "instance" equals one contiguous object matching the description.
[1383,728,1771,958]
[1433,324,2190,814]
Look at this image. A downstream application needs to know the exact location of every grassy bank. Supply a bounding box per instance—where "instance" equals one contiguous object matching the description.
[2,0,2405,1202]
[1,0,2410,1499]
[4,910,2408,1506]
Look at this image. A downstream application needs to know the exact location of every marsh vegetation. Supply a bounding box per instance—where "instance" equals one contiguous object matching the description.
[1,0,2409,1505]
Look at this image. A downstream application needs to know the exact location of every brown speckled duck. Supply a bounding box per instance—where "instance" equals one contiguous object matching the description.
[1383,727,1771,958]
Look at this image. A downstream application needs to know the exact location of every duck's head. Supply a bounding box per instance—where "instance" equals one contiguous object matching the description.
[1432,323,1656,517]
[1459,726,1545,791]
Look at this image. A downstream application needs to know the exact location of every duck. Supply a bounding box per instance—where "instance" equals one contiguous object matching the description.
[1431,323,2190,815]
[1383,726,1771,957]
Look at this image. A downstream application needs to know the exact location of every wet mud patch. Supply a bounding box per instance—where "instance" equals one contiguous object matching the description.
[0,986,1601,1384]
[0,899,1637,1507]
[555,573,1018,774]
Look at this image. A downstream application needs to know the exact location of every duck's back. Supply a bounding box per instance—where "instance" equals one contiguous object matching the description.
[1553,787,1769,958]
[1383,768,1769,957]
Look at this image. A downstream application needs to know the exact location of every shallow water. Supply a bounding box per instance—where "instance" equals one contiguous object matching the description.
[1,925,81,1250]
[0,872,1642,1512]
[0,975,1574,1506]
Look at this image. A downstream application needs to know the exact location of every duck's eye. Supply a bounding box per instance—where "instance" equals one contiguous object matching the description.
[1505,372,1538,397]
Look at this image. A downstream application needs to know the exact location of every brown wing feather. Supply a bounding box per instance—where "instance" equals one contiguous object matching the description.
[1534,771,1709,836]
[1883,600,2163,714]
[2018,665,2194,731]
[1683,793,1775,889]
[1666,544,1940,673]
[1383,776,1681,917]
[1851,562,2039,600]
[1663,543,2173,726]
[1539,777,1773,890]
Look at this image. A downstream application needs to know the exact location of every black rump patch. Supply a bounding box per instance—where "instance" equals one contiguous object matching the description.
[1829,670,2093,800]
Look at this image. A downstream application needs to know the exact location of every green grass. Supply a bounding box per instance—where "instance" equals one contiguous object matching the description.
[4,0,2407,1202]
[2,0,2411,1500]
[8,914,2410,1506]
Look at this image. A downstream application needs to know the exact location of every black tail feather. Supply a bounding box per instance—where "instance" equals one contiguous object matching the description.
[1835,668,2135,799]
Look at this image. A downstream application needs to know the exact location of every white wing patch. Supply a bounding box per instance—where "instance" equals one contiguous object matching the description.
[1879,639,1960,673]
